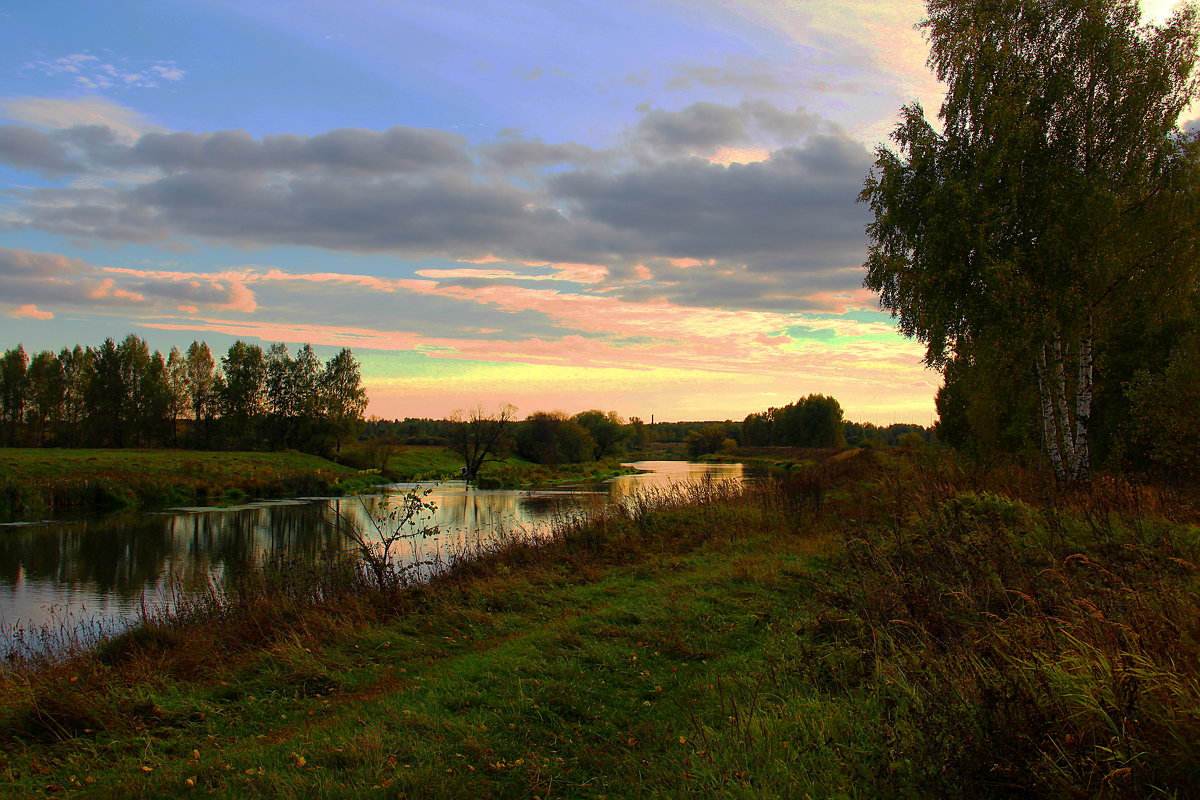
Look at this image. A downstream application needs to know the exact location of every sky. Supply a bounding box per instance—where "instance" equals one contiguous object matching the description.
[0,1,1189,425]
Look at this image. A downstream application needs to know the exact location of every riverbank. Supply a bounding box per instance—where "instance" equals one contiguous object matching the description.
[0,449,369,522]
[699,445,865,472]
[0,446,644,522]
[3,449,1199,798]
[335,442,642,487]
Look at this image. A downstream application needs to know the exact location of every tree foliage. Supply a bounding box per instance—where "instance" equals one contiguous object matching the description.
[862,0,1200,479]
[0,334,369,454]
[450,404,517,479]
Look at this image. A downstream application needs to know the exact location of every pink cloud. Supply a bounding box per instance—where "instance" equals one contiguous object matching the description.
[220,279,257,312]
[417,268,521,279]
[88,278,112,299]
[10,304,54,320]
[416,263,607,284]
[548,263,608,283]
[802,287,879,314]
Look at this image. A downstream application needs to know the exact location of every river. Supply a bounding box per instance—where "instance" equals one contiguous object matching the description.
[0,461,746,654]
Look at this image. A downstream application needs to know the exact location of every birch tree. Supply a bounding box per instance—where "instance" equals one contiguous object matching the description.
[861,0,1200,479]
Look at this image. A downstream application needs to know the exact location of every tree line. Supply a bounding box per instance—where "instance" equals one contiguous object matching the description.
[367,398,930,471]
[0,335,367,455]
[861,0,1200,480]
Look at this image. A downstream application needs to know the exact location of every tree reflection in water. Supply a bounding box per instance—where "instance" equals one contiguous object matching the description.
[0,461,747,648]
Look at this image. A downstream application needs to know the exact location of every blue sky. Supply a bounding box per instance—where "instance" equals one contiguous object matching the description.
[8,0,1178,424]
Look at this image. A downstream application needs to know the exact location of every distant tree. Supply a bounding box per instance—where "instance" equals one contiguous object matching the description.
[165,347,189,446]
[319,348,368,454]
[220,340,265,448]
[116,334,160,447]
[0,346,29,446]
[775,395,846,448]
[741,410,775,447]
[263,342,295,449]
[184,341,219,447]
[289,344,323,450]
[25,350,64,446]
[626,417,650,451]
[686,424,729,458]
[572,410,628,459]
[516,411,594,464]
[58,345,90,447]
[139,349,175,446]
[86,338,126,447]
[450,404,517,480]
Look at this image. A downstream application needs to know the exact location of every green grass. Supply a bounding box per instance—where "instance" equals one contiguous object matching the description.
[3,450,1199,798]
[0,448,364,521]
[335,444,466,481]
[336,443,640,486]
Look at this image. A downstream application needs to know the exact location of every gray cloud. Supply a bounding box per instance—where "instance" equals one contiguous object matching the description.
[125,126,471,174]
[0,246,94,277]
[2,102,876,310]
[629,101,834,157]
[550,135,871,264]
[478,138,602,170]
[0,125,79,175]
[632,102,749,155]
[123,172,564,255]
[665,63,787,93]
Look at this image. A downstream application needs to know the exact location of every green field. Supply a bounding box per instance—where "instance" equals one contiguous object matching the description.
[336,443,639,486]
[0,449,365,521]
[3,450,1198,797]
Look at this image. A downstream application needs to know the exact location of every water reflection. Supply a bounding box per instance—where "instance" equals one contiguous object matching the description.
[0,461,747,645]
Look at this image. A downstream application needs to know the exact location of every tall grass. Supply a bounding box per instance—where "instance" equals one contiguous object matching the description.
[805,453,1200,797]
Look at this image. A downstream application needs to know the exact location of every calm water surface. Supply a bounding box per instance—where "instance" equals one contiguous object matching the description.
[0,461,746,649]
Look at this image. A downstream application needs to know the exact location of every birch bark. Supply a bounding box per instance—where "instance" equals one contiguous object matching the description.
[1073,331,1094,480]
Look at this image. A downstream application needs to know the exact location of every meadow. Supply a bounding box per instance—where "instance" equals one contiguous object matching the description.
[1,449,1198,798]
[0,449,366,521]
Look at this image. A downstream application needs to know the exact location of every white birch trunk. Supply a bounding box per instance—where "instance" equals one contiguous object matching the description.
[1072,333,1093,481]
[1052,336,1077,473]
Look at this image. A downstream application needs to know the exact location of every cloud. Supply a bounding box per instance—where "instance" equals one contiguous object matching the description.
[477,138,602,170]
[0,96,164,140]
[665,62,788,92]
[25,53,186,90]
[10,304,53,320]
[0,246,259,317]
[549,136,871,266]
[0,124,78,174]
[0,247,94,277]
[633,102,750,155]
[0,100,874,311]
[126,126,471,173]
[629,100,835,158]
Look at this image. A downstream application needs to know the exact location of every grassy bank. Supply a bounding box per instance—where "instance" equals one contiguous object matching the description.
[335,443,641,487]
[0,449,368,521]
[2,450,1199,798]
